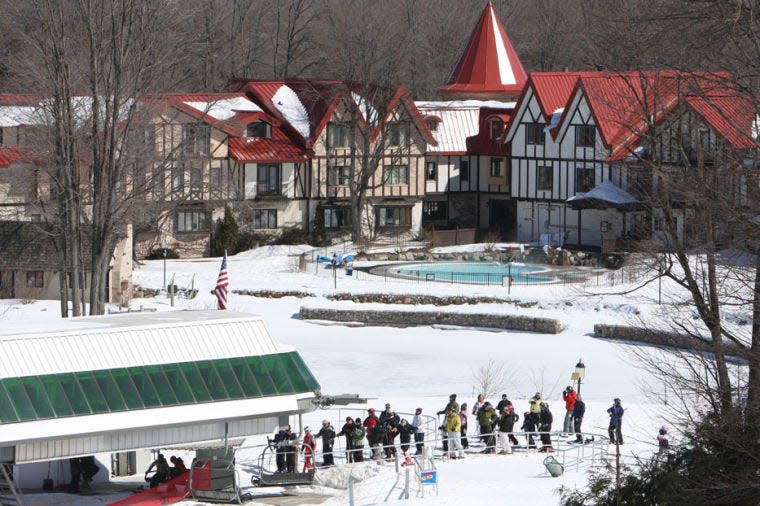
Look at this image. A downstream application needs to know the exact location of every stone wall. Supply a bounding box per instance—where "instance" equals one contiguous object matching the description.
[300,307,561,334]
[593,324,742,358]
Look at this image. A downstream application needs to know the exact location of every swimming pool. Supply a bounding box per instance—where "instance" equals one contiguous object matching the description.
[388,262,553,285]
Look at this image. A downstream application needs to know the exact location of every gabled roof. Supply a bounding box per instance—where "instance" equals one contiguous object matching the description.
[228,136,310,164]
[439,1,527,98]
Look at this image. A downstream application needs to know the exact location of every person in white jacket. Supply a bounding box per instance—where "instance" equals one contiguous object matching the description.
[411,407,425,455]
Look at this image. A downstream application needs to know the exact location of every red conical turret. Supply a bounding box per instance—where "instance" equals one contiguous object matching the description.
[439,1,527,100]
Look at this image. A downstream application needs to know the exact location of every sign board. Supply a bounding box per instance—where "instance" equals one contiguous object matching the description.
[419,470,437,485]
[570,372,580,381]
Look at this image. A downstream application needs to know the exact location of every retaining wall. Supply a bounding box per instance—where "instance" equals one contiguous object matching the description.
[299,307,561,334]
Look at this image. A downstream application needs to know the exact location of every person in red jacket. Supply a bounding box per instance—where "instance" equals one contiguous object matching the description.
[301,427,316,472]
[363,408,380,459]
[562,386,577,435]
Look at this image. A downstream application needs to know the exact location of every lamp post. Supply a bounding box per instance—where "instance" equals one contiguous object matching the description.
[332,253,337,290]
[573,358,586,396]
[162,248,167,293]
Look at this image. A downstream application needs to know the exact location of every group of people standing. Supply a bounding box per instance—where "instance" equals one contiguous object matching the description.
[270,391,627,473]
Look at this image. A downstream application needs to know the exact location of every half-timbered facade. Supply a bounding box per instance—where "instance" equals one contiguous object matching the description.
[505,71,755,248]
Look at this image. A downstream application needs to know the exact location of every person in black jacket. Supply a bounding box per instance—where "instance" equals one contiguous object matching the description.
[496,394,510,412]
[379,405,400,459]
[316,420,336,466]
[336,417,355,463]
[538,402,554,452]
[496,406,519,454]
[398,418,416,456]
[572,395,586,443]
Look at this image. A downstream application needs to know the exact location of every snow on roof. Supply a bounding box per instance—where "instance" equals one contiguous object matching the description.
[566,180,640,208]
[352,91,379,125]
[183,96,262,121]
[418,107,480,153]
[0,105,43,127]
[272,85,311,140]
[544,107,564,132]
[0,310,283,377]
[416,100,515,110]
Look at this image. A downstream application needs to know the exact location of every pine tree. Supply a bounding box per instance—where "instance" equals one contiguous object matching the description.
[212,206,240,256]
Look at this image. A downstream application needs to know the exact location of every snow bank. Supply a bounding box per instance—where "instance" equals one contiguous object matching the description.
[314,462,382,490]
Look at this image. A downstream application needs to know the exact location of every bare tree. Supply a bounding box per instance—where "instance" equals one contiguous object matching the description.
[472,359,517,400]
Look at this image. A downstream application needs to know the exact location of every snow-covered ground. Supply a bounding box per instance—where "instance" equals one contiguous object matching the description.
[1,243,725,505]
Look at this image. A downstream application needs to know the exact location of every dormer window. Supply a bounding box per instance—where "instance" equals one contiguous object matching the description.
[425,116,441,132]
[489,118,504,140]
[247,121,271,138]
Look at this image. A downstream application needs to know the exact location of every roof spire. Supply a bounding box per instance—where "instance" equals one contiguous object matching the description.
[439,0,527,100]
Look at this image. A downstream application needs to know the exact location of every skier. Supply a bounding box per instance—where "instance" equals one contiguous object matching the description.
[379,407,400,459]
[398,418,416,462]
[363,408,380,459]
[471,394,486,436]
[572,395,586,443]
[562,386,577,434]
[316,419,336,466]
[351,418,366,462]
[301,427,316,471]
[336,416,355,463]
[411,407,425,455]
[445,408,464,459]
[528,392,542,429]
[477,401,498,453]
[459,403,469,449]
[607,398,625,444]
[538,402,554,452]
[496,405,519,454]
[521,411,536,449]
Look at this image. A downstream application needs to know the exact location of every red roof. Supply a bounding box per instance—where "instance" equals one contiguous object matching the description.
[529,72,597,118]
[0,148,31,168]
[684,94,755,150]
[228,135,309,164]
[439,1,527,98]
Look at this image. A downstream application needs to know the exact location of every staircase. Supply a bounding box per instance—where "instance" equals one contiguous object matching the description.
[0,463,23,506]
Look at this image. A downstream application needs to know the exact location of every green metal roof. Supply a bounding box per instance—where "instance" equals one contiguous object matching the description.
[0,351,319,424]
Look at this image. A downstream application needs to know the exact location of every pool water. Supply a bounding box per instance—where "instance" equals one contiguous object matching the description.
[390,262,552,285]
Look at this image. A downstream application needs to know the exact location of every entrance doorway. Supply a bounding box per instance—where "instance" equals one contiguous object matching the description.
[488,199,517,240]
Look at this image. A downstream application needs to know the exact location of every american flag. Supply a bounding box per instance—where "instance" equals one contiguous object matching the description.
[213,251,229,310]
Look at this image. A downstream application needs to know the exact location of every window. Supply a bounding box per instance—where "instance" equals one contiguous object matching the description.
[327,165,351,186]
[190,166,202,192]
[171,168,184,193]
[257,164,281,195]
[143,127,156,154]
[425,161,437,181]
[537,166,553,191]
[0,127,3,146]
[377,206,411,228]
[460,160,470,182]
[490,158,504,177]
[151,168,165,198]
[26,271,43,288]
[422,201,447,221]
[247,121,271,138]
[253,209,277,229]
[210,167,221,189]
[575,125,596,148]
[490,118,504,140]
[183,124,210,156]
[385,122,409,147]
[327,122,351,148]
[426,119,439,132]
[324,207,350,229]
[176,210,210,233]
[526,123,545,145]
[575,167,595,193]
[383,165,409,185]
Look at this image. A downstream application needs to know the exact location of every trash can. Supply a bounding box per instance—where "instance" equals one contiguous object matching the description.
[543,456,564,477]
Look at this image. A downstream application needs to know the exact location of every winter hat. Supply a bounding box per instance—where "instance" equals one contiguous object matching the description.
[461,403,468,410]
[415,407,422,414]
[355,417,362,424]
[614,398,621,404]
[535,392,541,398]
[305,427,311,432]
[323,419,330,425]
[346,416,353,422]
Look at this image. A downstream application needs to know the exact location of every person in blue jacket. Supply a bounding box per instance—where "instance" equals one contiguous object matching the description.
[607,398,624,444]
[572,395,586,443]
